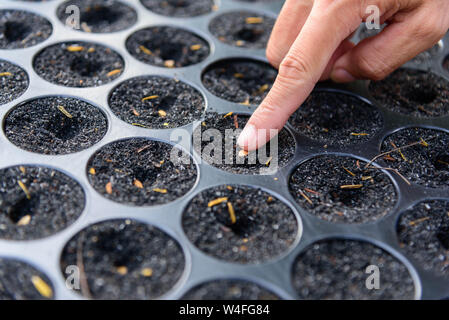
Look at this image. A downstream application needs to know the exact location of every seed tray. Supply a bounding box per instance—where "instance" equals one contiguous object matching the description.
[0,0,448,300]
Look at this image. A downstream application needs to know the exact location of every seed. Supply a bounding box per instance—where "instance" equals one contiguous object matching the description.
[116,266,128,275]
[141,268,153,277]
[234,73,244,79]
[245,17,264,24]
[67,45,84,52]
[208,197,228,207]
[133,179,144,189]
[89,167,96,175]
[0,72,12,77]
[105,182,113,194]
[17,215,31,226]
[19,166,26,174]
[238,150,248,157]
[164,60,175,68]
[152,188,168,194]
[107,69,122,77]
[31,276,53,298]
[158,110,167,117]
[190,44,202,51]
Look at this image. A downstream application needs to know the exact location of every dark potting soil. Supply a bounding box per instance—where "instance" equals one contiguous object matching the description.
[291,239,415,300]
[181,280,280,300]
[33,41,124,87]
[182,185,298,264]
[369,69,449,118]
[140,0,216,17]
[0,165,85,241]
[0,60,28,105]
[444,55,449,73]
[202,59,277,105]
[4,96,108,155]
[60,219,185,300]
[126,26,210,68]
[0,258,53,300]
[209,11,275,49]
[289,155,397,224]
[87,138,197,206]
[0,10,52,49]
[194,113,295,175]
[289,91,383,147]
[109,76,205,129]
[397,200,449,278]
[57,0,137,33]
[380,127,449,188]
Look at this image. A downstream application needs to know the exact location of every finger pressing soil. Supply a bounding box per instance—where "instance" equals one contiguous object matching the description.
[182,185,298,264]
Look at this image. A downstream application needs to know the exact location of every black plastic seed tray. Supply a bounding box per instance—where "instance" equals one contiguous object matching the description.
[0,0,448,300]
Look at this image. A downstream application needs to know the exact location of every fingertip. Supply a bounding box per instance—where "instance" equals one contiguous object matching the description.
[237,123,257,151]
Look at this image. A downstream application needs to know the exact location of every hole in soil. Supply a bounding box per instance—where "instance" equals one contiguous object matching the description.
[7,195,38,224]
[234,28,262,43]
[45,113,80,140]
[132,166,159,184]
[81,5,123,26]
[70,56,102,77]
[3,21,31,42]
[436,227,449,250]
[403,83,438,105]
[167,0,190,7]
[434,152,449,171]
[330,188,364,207]
[157,95,177,112]
[145,40,184,61]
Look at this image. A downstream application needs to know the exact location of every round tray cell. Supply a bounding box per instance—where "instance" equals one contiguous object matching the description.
[202,59,277,105]
[126,26,210,68]
[181,280,280,300]
[4,96,108,155]
[289,91,383,147]
[57,0,137,33]
[182,184,298,264]
[0,165,85,241]
[397,200,449,278]
[380,127,449,188]
[0,258,54,300]
[369,68,449,118]
[194,113,295,175]
[140,0,217,17]
[0,60,28,105]
[289,155,397,224]
[109,76,205,129]
[209,11,275,49]
[292,239,415,300]
[33,41,124,87]
[60,219,185,300]
[0,10,52,49]
[87,138,197,206]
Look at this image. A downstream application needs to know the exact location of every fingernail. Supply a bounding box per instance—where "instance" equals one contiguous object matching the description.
[237,124,257,149]
[331,68,356,83]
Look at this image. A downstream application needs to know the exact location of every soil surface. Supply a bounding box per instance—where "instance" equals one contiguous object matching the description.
[182,184,298,264]
[182,280,280,300]
[397,200,449,278]
[194,113,295,174]
[57,0,137,33]
[209,11,275,49]
[380,127,449,188]
[60,219,185,300]
[202,59,277,105]
[33,41,124,87]
[292,239,416,300]
[140,0,216,17]
[370,69,449,118]
[0,60,28,105]
[109,76,205,129]
[87,138,197,206]
[0,10,52,49]
[4,96,108,155]
[289,155,397,224]
[289,91,383,147]
[0,165,85,241]
[0,258,53,300]
[126,26,210,68]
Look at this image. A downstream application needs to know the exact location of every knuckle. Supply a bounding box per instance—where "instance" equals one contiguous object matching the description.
[357,54,390,81]
[278,53,314,83]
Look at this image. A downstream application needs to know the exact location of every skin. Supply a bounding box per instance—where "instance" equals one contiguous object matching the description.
[237,0,449,151]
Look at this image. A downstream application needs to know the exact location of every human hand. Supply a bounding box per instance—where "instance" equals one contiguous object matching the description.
[237,0,449,151]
